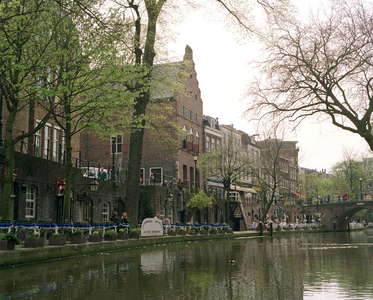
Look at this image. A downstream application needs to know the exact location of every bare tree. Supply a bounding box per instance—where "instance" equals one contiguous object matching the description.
[246,0,373,151]
[201,127,252,224]
[254,127,298,224]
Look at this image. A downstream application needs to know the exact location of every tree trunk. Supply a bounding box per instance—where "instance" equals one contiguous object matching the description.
[1,110,16,220]
[125,2,164,227]
[63,104,72,222]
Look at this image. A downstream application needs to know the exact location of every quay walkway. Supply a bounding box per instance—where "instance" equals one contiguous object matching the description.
[3,225,359,268]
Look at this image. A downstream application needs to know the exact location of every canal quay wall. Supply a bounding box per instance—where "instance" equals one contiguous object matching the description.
[0,228,347,268]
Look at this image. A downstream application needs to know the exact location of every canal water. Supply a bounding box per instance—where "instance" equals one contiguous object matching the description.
[1,230,373,300]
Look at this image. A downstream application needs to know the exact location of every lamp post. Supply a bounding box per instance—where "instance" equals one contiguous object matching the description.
[359,177,363,201]
[193,154,198,192]
[111,137,116,181]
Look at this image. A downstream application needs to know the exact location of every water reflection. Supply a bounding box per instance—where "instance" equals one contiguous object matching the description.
[0,231,373,299]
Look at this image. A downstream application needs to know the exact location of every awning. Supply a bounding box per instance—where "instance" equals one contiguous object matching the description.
[292,192,305,198]
[230,185,257,194]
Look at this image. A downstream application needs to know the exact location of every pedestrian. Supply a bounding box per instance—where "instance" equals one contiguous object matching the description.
[121,212,130,224]
[99,167,107,180]
[109,212,120,225]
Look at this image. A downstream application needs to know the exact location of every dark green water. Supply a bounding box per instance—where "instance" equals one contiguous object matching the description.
[1,230,373,299]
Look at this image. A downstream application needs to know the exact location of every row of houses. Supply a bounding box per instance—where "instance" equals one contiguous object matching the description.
[0,46,306,230]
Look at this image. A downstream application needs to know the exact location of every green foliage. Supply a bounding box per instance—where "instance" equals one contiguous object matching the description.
[186,190,215,222]
[71,230,83,237]
[129,228,141,234]
[104,230,117,237]
[52,233,63,237]
[118,228,126,233]
[139,187,154,221]
[0,233,20,245]
[28,233,40,238]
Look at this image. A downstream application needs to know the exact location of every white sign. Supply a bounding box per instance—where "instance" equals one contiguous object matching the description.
[141,218,163,237]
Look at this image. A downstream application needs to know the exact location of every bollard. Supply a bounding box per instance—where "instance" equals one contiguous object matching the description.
[269,223,273,236]
[259,222,263,236]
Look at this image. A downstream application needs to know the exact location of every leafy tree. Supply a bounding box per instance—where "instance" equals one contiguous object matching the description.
[246,0,373,152]
[110,0,294,226]
[0,0,62,219]
[47,2,138,221]
[186,190,215,222]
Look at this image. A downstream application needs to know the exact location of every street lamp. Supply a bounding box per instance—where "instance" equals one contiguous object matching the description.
[359,177,363,201]
[193,154,198,192]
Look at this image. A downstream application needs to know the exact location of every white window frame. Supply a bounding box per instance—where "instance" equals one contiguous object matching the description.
[35,120,41,157]
[111,135,123,154]
[44,123,51,159]
[53,126,60,162]
[25,186,36,218]
[150,167,163,185]
[189,128,193,143]
[168,206,173,223]
[160,206,166,219]
[102,202,110,222]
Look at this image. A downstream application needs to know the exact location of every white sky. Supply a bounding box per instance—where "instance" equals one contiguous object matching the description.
[168,0,371,173]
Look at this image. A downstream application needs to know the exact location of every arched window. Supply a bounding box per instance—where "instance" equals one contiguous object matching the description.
[102,202,110,222]
[168,206,173,223]
[26,186,36,218]
[189,128,193,143]
[183,125,187,140]
[160,206,166,219]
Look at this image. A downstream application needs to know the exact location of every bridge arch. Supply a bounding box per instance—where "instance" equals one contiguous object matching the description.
[308,202,373,231]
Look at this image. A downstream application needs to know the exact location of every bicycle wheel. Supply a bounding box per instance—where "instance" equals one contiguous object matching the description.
[16,230,25,243]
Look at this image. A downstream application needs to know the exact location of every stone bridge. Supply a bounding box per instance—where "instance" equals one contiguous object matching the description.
[307,201,373,231]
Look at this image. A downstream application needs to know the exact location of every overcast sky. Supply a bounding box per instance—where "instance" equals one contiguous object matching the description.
[168,0,371,173]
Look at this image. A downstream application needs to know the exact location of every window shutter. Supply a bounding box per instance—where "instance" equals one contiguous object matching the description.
[122,143,128,153]
[105,144,111,154]
[187,142,193,151]
[193,144,199,153]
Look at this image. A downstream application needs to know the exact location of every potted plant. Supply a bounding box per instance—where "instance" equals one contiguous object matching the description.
[200,226,208,235]
[168,228,177,236]
[70,230,86,244]
[0,233,20,250]
[177,227,186,236]
[25,233,43,248]
[89,230,102,243]
[312,224,318,230]
[218,227,226,234]
[303,225,309,230]
[295,225,301,230]
[104,230,117,241]
[49,233,66,246]
[226,227,233,234]
[129,228,141,239]
[209,227,217,234]
[275,225,281,231]
[117,228,128,240]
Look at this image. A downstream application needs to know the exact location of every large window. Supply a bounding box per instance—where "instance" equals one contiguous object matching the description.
[160,206,165,219]
[44,124,51,159]
[26,186,36,218]
[34,121,41,157]
[211,138,215,150]
[206,136,210,151]
[189,110,193,121]
[52,127,59,162]
[168,206,173,223]
[196,131,199,145]
[111,135,123,153]
[102,202,110,222]
[182,106,188,118]
[189,128,193,143]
